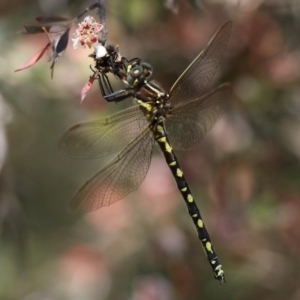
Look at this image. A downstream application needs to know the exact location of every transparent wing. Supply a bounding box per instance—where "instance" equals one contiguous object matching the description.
[169,20,232,106]
[69,126,154,213]
[59,105,147,158]
[165,84,232,150]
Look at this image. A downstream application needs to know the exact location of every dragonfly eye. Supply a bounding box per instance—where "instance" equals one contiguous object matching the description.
[129,65,143,78]
[127,65,144,85]
[141,62,153,78]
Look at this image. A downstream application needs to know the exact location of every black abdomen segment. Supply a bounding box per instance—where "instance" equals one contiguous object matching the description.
[154,122,225,284]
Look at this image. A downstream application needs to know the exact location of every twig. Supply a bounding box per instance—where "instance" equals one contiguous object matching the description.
[96,0,108,45]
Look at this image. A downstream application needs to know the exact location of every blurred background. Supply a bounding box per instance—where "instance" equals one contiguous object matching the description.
[1,0,300,299]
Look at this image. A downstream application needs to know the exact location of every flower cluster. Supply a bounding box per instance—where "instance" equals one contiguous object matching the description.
[72,16,103,49]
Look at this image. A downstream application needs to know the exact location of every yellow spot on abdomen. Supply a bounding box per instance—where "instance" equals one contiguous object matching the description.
[197,219,203,228]
[169,161,176,166]
[192,214,197,218]
[156,125,164,133]
[127,65,132,72]
[206,242,213,253]
[165,142,172,153]
[176,168,183,177]
[187,194,193,202]
[215,265,223,271]
[158,137,166,143]
[181,187,187,192]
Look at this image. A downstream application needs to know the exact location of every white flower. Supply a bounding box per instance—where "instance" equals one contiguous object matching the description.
[72,16,103,49]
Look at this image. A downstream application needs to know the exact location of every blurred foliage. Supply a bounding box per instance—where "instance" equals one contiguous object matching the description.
[1,0,300,299]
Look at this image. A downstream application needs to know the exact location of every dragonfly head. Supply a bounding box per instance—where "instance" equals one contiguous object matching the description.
[126,62,153,87]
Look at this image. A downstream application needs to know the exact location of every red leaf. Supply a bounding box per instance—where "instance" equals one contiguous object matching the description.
[81,74,96,102]
[14,42,51,72]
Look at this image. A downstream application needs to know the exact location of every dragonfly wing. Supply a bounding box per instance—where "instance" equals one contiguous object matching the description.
[59,105,147,159]
[169,20,232,106]
[69,126,154,213]
[165,83,232,150]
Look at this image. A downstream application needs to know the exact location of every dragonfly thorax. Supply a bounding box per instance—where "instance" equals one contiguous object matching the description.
[137,90,171,125]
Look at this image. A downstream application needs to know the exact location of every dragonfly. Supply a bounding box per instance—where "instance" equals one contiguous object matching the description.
[59,20,232,284]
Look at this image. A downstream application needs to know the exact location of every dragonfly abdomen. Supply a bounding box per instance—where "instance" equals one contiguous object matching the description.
[154,121,225,284]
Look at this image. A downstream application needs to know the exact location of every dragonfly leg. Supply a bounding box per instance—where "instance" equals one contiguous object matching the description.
[104,88,134,102]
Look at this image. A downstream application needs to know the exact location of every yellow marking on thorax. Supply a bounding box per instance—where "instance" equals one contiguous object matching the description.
[211,260,216,265]
[197,219,203,228]
[148,84,164,95]
[192,214,198,218]
[127,65,132,72]
[137,100,152,111]
[187,194,193,202]
[181,187,187,192]
[176,168,183,177]
[169,161,176,166]
[205,242,213,253]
